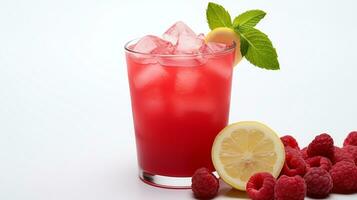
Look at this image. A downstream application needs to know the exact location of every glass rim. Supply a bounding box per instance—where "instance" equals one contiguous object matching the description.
[124,37,236,57]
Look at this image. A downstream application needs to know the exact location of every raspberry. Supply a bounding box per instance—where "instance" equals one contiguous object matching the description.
[331,146,354,164]
[300,147,308,160]
[307,133,334,159]
[246,172,276,200]
[285,146,302,158]
[303,167,333,198]
[343,145,357,164]
[274,175,306,200]
[281,135,300,150]
[343,131,357,146]
[281,147,306,176]
[191,168,219,199]
[329,161,357,194]
[305,156,332,172]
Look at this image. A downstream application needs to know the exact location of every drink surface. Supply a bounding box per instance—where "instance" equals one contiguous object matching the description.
[125,21,235,177]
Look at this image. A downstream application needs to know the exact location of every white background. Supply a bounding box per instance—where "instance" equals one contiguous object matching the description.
[0,0,356,199]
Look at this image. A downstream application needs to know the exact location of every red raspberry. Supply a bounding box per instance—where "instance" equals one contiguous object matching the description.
[307,133,334,159]
[305,156,332,172]
[343,145,357,164]
[331,146,354,164]
[191,168,219,199]
[274,175,306,200]
[300,147,308,160]
[329,161,357,194]
[281,147,306,176]
[281,135,300,150]
[343,131,357,146]
[303,167,333,198]
[246,172,276,200]
[285,146,303,158]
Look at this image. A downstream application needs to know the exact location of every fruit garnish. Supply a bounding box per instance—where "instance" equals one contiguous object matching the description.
[211,121,285,190]
[305,156,332,172]
[344,131,357,146]
[331,146,354,164]
[275,175,306,200]
[246,172,276,200]
[205,27,242,66]
[206,2,279,69]
[343,145,357,164]
[191,168,219,199]
[281,147,307,177]
[307,133,334,159]
[280,135,300,150]
[304,167,333,198]
[329,161,357,194]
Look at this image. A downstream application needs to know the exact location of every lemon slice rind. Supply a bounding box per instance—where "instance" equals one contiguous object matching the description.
[205,27,242,66]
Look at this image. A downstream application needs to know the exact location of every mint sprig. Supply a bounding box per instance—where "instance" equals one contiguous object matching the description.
[239,28,279,70]
[233,10,266,30]
[239,36,249,57]
[206,2,279,70]
[206,2,232,29]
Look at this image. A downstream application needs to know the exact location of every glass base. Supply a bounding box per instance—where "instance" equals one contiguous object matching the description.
[139,169,219,189]
[139,169,192,189]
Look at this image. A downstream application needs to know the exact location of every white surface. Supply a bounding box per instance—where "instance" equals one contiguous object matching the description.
[0,0,356,199]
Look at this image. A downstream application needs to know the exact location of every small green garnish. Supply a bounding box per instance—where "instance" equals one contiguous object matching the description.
[206,3,232,30]
[206,2,280,70]
[233,10,266,30]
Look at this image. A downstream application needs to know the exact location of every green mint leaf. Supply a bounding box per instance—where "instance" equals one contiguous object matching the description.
[239,34,249,56]
[233,28,248,56]
[206,2,232,30]
[233,10,266,30]
[238,28,279,70]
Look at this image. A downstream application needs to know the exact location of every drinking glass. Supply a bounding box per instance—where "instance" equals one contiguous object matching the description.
[125,39,235,188]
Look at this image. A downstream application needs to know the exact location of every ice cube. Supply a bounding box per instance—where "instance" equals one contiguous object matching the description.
[162,21,196,45]
[205,58,233,79]
[207,42,228,52]
[141,88,166,114]
[133,35,174,54]
[173,95,217,117]
[133,64,168,89]
[199,42,228,54]
[128,53,157,64]
[175,34,205,54]
[163,22,207,54]
[157,55,207,67]
[175,70,202,93]
[197,33,205,40]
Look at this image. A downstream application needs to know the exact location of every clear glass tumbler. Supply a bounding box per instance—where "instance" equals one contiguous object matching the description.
[125,39,235,188]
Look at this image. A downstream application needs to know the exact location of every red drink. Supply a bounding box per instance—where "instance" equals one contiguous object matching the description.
[125,22,235,188]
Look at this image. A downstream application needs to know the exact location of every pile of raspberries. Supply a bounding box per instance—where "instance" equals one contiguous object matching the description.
[191,131,357,200]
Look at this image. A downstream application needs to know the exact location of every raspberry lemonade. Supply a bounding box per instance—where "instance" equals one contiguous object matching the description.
[125,22,235,188]
[125,2,280,189]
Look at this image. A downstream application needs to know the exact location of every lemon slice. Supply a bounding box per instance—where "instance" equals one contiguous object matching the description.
[205,27,242,66]
[212,121,285,191]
